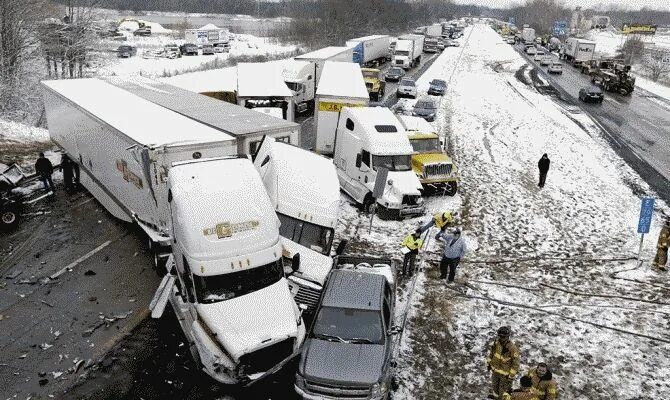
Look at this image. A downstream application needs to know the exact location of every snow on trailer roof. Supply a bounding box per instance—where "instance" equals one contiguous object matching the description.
[41,78,235,148]
[347,35,390,42]
[346,107,411,155]
[398,115,437,134]
[161,67,237,94]
[237,62,293,98]
[295,46,352,61]
[105,77,299,137]
[316,61,369,99]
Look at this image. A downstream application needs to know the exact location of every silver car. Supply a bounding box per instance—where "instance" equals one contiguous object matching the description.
[396,78,417,99]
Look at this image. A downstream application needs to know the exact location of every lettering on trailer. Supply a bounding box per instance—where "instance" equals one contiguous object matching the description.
[203,220,260,238]
[318,101,366,112]
[578,46,593,52]
[116,160,143,189]
[637,197,655,234]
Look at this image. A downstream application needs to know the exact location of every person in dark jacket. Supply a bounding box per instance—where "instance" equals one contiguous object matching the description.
[35,152,55,192]
[537,154,550,188]
[60,154,74,193]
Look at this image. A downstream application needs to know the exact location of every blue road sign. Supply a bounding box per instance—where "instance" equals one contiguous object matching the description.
[637,197,655,234]
[508,17,515,26]
[553,21,568,36]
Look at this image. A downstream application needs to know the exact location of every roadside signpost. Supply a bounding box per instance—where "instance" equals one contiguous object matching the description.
[553,21,568,36]
[637,197,655,261]
[369,167,389,234]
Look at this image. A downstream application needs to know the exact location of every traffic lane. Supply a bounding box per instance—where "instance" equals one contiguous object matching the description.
[0,192,160,399]
[514,45,670,202]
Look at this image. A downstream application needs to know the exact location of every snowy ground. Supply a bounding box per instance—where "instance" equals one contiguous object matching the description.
[336,24,670,400]
[634,75,670,101]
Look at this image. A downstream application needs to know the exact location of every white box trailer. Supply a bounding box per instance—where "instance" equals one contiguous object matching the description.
[561,38,596,65]
[295,46,354,84]
[425,24,442,37]
[345,35,391,67]
[522,27,535,43]
[41,78,237,244]
[314,61,369,155]
[106,77,300,155]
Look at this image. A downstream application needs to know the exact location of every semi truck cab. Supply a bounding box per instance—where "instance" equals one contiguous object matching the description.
[282,61,316,114]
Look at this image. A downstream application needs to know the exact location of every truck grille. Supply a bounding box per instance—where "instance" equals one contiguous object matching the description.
[305,379,371,399]
[238,338,294,375]
[395,60,404,65]
[402,195,422,206]
[425,163,452,177]
[294,284,322,313]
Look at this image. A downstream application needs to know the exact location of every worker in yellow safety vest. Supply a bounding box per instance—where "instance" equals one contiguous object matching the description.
[653,217,670,271]
[401,231,424,276]
[487,326,521,399]
[502,376,540,400]
[418,211,457,234]
[525,363,557,400]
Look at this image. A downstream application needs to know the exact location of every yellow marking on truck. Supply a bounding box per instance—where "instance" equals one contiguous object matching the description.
[318,101,366,112]
[202,220,260,238]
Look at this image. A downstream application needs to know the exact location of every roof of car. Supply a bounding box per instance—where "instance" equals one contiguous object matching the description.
[321,269,385,311]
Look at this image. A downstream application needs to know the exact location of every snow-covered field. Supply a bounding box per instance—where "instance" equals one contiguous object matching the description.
[635,75,670,101]
[336,24,670,399]
[585,29,670,56]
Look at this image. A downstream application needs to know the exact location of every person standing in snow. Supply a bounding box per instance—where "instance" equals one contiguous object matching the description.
[525,363,557,400]
[653,217,670,271]
[35,152,55,193]
[401,230,423,276]
[418,211,457,235]
[502,376,539,400]
[436,227,466,283]
[60,154,74,193]
[487,326,521,399]
[537,154,550,188]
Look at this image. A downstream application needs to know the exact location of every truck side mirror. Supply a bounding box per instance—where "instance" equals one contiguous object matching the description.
[334,239,348,256]
[291,253,300,272]
[356,153,362,168]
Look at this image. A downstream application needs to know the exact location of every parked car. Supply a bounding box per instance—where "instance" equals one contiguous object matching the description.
[412,97,438,122]
[116,45,137,58]
[533,51,545,61]
[294,256,399,400]
[180,43,198,56]
[163,44,181,59]
[212,41,230,53]
[201,43,215,55]
[579,86,604,103]
[548,62,563,74]
[385,67,405,82]
[540,56,553,66]
[449,40,460,47]
[437,38,446,51]
[427,79,447,96]
[396,78,417,98]
[525,46,537,55]
[506,38,516,45]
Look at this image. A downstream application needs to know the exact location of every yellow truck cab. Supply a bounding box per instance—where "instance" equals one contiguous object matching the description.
[360,68,385,101]
[398,115,458,196]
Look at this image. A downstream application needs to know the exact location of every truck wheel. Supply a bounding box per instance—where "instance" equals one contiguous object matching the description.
[444,181,458,196]
[1,207,20,230]
[363,193,375,213]
[149,240,168,276]
[377,207,400,221]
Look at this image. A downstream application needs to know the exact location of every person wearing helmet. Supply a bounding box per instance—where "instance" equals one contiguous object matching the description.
[653,217,669,271]
[525,363,557,400]
[487,326,521,399]
[502,376,539,400]
[418,211,457,234]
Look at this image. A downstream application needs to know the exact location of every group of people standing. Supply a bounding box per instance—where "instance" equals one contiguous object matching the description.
[34,152,80,194]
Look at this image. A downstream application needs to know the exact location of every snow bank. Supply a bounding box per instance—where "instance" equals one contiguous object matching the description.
[634,75,670,101]
[0,118,50,143]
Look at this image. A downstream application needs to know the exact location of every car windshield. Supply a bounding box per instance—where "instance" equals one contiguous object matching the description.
[400,79,415,87]
[410,138,441,152]
[313,307,384,344]
[389,68,403,75]
[415,101,435,109]
[285,81,303,92]
[431,80,446,87]
[193,260,283,304]
[372,154,412,171]
[278,213,334,255]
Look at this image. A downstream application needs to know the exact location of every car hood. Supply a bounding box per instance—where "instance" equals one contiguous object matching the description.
[413,107,436,115]
[412,152,452,167]
[196,279,299,361]
[301,338,385,385]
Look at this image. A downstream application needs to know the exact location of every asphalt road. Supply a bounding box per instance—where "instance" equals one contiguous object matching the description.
[514,43,670,204]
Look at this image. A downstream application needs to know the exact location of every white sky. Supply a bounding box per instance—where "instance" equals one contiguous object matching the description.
[454,0,670,11]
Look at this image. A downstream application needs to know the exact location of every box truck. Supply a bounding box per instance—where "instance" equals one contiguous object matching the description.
[332,107,425,220]
[425,23,443,38]
[41,78,306,384]
[106,77,300,156]
[346,35,391,67]
[561,38,596,66]
[393,34,424,69]
[253,136,343,313]
[314,61,369,155]
[521,27,536,43]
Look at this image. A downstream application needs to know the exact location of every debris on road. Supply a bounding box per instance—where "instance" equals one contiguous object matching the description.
[41,300,54,308]
[5,270,22,279]
[83,270,96,276]
[82,310,133,337]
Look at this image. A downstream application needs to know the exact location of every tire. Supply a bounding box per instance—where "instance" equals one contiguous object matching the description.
[149,240,168,276]
[1,207,20,230]
[444,181,458,196]
[377,206,400,221]
[363,193,375,213]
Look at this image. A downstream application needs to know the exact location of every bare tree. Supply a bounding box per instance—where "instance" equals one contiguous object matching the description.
[619,35,645,65]
[642,49,670,82]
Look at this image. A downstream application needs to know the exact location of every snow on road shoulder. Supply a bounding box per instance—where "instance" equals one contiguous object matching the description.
[634,75,670,102]
[394,24,670,400]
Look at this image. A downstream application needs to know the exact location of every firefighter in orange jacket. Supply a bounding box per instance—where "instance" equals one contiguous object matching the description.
[526,363,557,400]
[487,326,521,399]
[653,217,669,271]
[502,376,540,400]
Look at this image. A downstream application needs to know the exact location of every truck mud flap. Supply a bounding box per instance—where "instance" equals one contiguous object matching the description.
[242,348,302,388]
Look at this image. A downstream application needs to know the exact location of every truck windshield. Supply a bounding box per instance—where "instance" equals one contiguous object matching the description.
[362,71,378,79]
[278,213,334,255]
[372,155,412,172]
[410,138,441,152]
[395,50,409,56]
[313,307,384,344]
[194,260,283,304]
[285,81,303,92]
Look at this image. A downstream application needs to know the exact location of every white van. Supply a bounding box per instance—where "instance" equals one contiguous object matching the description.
[333,107,425,219]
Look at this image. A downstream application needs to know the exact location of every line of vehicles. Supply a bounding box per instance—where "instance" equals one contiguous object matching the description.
[38,19,470,399]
